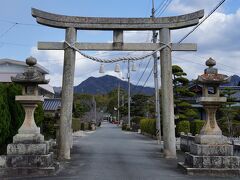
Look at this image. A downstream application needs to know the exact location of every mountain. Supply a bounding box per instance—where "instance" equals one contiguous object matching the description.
[224,75,240,86]
[73,75,154,95]
[53,75,240,96]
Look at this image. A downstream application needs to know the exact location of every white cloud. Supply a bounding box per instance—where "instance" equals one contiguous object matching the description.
[168,0,224,14]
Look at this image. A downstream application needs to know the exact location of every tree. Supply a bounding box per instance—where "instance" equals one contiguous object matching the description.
[172,65,198,121]
[219,87,238,136]
[73,94,92,119]
[131,94,154,118]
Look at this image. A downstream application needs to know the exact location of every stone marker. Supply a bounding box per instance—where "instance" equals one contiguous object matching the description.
[178,58,240,176]
[2,57,59,177]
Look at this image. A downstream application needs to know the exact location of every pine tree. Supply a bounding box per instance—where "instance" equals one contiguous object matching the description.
[219,87,238,136]
[172,65,198,121]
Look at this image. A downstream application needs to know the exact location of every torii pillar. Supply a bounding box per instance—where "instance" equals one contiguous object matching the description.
[32,8,204,160]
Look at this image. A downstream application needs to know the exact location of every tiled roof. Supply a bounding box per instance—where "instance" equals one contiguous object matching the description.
[43,98,61,111]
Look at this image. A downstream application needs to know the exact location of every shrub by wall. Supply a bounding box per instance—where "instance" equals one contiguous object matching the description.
[176,120,190,135]
[6,83,24,138]
[190,120,205,135]
[72,118,81,132]
[140,118,156,136]
[0,83,45,154]
[122,123,127,131]
[0,84,11,145]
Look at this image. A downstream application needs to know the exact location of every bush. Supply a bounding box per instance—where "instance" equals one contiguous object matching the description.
[190,120,205,135]
[80,122,90,131]
[122,124,127,131]
[131,116,143,125]
[0,84,11,145]
[6,83,24,138]
[131,116,142,132]
[72,118,81,132]
[34,103,44,128]
[140,118,156,136]
[80,122,85,130]
[42,115,56,140]
[176,120,190,136]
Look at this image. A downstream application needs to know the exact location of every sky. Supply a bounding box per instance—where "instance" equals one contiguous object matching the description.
[0,0,240,88]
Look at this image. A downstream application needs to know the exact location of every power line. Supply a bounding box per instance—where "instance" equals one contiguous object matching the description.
[134,57,152,88]
[156,0,173,17]
[137,67,154,94]
[173,55,239,75]
[178,0,226,43]
[187,52,240,72]
[154,0,168,15]
[0,18,39,27]
[0,23,18,39]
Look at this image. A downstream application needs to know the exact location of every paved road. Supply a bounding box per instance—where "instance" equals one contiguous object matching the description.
[24,122,238,180]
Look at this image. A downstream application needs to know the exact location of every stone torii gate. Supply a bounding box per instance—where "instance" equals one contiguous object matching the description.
[32,8,204,160]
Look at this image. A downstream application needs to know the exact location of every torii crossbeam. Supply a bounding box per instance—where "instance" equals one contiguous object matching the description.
[32,8,204,160]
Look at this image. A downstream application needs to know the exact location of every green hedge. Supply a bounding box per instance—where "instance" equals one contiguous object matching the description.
[176,120,190,135]
[0,83,45,154]
[190,120,205,135]
[42,115,56,140]
[140,118,156,136]
[80,122,91,131]
[131,116,143,125]
[0,84,11,145]
[72,118,81,132]
[122,124,127,131]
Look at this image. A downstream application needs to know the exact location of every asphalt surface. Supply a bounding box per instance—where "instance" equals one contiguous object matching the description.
[16,122,239,180]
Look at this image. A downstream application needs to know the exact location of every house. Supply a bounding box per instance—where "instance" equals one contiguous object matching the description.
[43,98,61,117]
[0,58,55,98]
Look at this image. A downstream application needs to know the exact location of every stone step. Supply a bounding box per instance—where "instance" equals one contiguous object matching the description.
[2,162,60,178]
[6,153,53,168]
[7,143,49,155]
[190,143,233,156]
[178,162,240,176]
[185,152,240,168]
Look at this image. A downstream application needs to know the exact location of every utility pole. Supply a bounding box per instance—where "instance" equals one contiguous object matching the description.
[93,96,97,123]
[152,0,161,143]
[117,83,120,125]
[127,60,131,128]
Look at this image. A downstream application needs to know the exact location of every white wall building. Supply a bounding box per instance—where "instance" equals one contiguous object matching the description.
[0,58,55,98]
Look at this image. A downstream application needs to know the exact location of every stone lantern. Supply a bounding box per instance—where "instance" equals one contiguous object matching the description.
[179,58,240,176]
[195,57,229,144]
[4,57,58,176]
[11,56,49,142]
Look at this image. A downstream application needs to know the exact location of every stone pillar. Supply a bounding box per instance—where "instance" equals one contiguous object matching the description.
[59,27,77,160]
[13,97,44,143]
[159,28,176,158]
